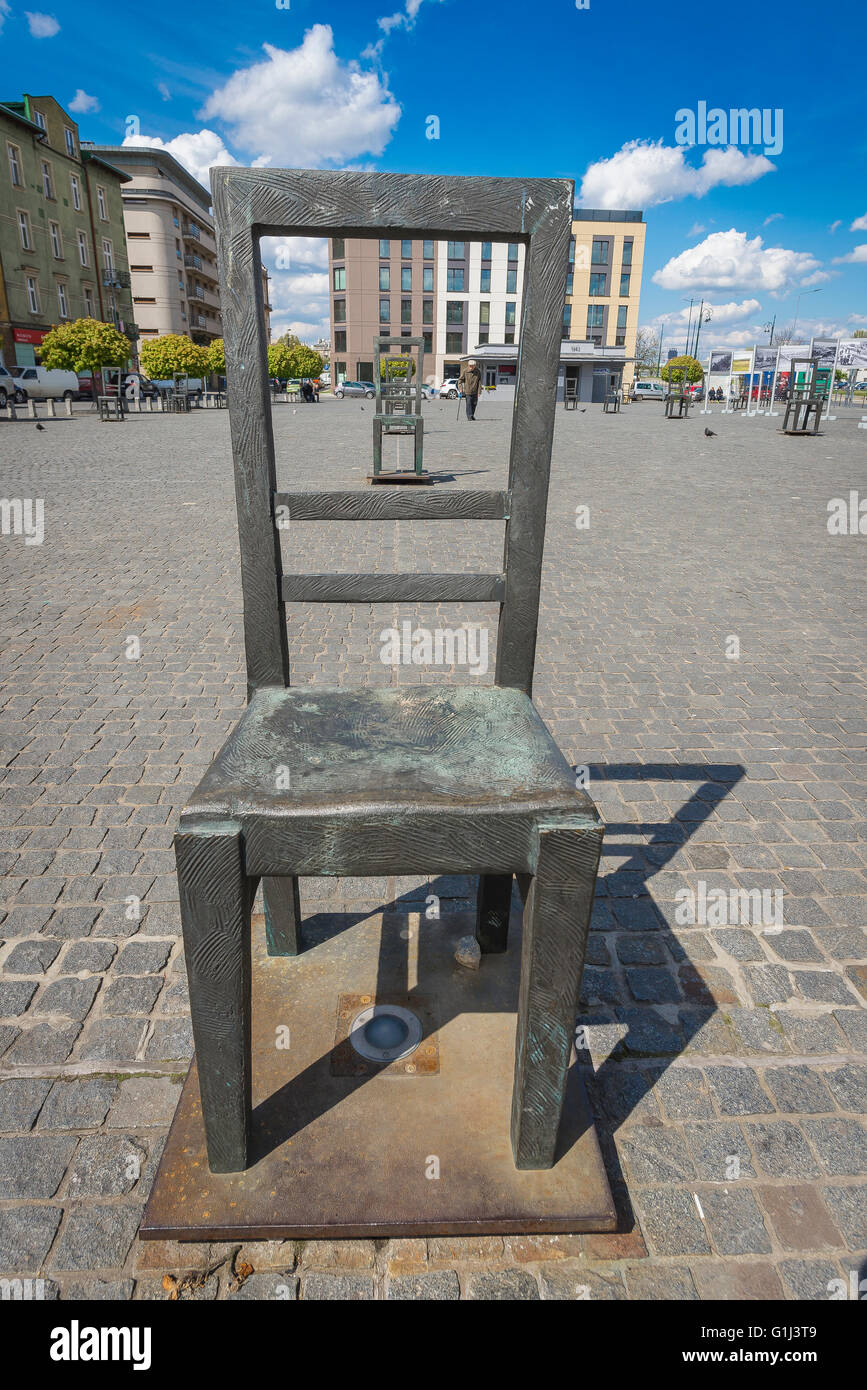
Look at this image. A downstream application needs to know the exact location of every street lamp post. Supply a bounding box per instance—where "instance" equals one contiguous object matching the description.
[792,288,821,341]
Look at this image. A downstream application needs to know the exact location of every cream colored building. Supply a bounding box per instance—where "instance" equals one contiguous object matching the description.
[566,210,645,361]
[85,144,222,345]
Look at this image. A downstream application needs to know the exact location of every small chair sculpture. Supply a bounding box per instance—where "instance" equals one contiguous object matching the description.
[782,357,823,435]
[97,394,124,423]
[563,378,578,410]
[176,168,604,1182]
[372,334,425,479]
[664,382,690,418]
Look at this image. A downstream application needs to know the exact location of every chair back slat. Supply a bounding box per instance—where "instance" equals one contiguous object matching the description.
[274,490,510,521]
[282,574,506,604]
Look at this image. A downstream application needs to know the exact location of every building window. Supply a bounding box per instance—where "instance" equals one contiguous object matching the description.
[562,304,571,339]
[97,186,107,220]
[616,304,628,347]
[379,298,390,323]
[447,240,465,259]
[446,331,463,354]
[505,302,516,327]
[401,298,412,323]
[504,330,515,345]
[379,265,390,291]
[70,173,81,210]
[332,237,345,259]
[477,329,489,345]
[64,126,76,158]
[7,143,22,186]
[77,230,88,265]
[565,271,573,296]
[379,238,390,257]
[401,238,412,259]
[446,267,465,291]
[401,265,412,291]
[506,268,517,293]
[133,296,156,304]
[423,239,434,259]
[587,305,604,341]
[481,241,492,260]
[480,267,491,293]
[333,265,346,290]
[57,281,69,318]
[423,330,433,354]
[176,240,182,259]
[423,266,433,292]
[41,160,54,199]
[83,286,94,317]
[446,301,464,325]
[102,238,113,272]
[333,299,346,322]
[479,302,490,326]
[621,239,633,267]
[17,210,32,251]
[49,221,62,258]
[422,298,433,324]
[334,329,347,351]
[591,238,609,264]
[568,236,575,264]
[508,242,518,261]
[32,109,46,131]
[589,272,607,297]
[26,276,40,313]
[620,272,631,296]
[127,231,150,239]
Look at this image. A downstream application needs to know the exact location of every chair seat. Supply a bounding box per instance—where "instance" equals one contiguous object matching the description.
[181,685,595,877]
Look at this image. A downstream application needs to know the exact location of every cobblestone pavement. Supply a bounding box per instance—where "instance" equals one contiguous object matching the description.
[0,396,865,1301]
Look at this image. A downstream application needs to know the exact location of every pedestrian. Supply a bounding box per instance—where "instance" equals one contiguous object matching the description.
[458,358,482,420]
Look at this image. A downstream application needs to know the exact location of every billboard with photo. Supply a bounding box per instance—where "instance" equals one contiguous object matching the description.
[754,346,778,373]
[836,339,867,371]
[810,339,839,367]
[776,344,811,374]
[709,350,732,374]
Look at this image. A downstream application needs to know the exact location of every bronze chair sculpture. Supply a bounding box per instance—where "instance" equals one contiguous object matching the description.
[170,170,606,1204]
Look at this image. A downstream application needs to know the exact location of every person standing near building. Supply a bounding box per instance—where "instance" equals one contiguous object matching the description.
[458,358,483,419]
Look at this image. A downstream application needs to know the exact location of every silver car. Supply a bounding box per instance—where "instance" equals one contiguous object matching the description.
[333,380,376,399]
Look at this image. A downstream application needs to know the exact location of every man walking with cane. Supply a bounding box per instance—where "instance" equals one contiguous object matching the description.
[458,357,483,420]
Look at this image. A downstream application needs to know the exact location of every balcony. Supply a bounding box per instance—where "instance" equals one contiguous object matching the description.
[184,253,202,271]
[102,268,130,289]
[191,313,207,329]
[188,285,205,300]
[183,223,201,243]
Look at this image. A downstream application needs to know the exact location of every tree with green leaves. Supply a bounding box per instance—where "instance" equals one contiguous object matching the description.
[140,334,209,380]
[660,354,703,384]
[290,345,324,379]
[267,341,294,379]
[378,356,417,381]
[206,339,226,375]
[40,318,132,374]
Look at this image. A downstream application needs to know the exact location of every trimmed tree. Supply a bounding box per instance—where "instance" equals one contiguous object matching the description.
[289,345,324,380]
[140,333,209,380]
[206,339,226,375]
[267,342,294,379]
[40,318,133,376]
[378,356,416,381]
[660,354,703,384]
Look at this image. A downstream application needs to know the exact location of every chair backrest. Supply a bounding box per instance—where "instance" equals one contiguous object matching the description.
[212,168,573,700]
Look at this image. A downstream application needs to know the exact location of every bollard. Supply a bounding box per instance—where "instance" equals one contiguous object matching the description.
[64,398,72,417]
[26,398,35,419]
[47,398,56,418]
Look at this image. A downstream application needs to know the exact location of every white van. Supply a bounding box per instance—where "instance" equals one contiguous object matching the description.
[10,366,79,401]
[631,380,665,402]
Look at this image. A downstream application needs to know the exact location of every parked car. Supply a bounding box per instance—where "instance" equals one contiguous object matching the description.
[333,380,376,399]
[0,363,27,407]
[437,377,461,399]
[631,380,666,402]
[150,377,204,400]
[76,371,162,401]
[10,366,80,401]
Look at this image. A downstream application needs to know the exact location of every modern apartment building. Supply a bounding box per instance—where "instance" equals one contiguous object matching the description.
[328,235,526,385]
[566,209,645,360]
[0,95,134,366]
[86,145,223,345]
[328,206,644,386]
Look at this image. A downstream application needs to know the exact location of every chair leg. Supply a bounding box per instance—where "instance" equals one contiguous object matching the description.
[263,875,302,956]
[175,826,254,1174]
[511,819,603,1170]
[475,873,513,953]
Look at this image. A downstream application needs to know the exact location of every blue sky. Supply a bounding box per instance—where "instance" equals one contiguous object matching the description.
[2,0,864,349]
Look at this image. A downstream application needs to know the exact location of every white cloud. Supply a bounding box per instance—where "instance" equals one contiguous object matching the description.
[200,25,400,168]
[763,212,783,226]
[829,219,842,233]
[687,222,707,237]
[652,298,762,329]
[261,237,330,273]
[25,11,59,36]
[850,213,867,231]
[0,1,10,35]
[122,129,238,189]
[653,228,821,292]
[68,89,99,114]
[157,82,171,102]
[832,244,867,264]
[578,140,774,210]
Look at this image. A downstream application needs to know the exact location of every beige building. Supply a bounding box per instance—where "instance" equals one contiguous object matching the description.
[329,207,645,388]
[566,210,645,360]
[86,145,221,345]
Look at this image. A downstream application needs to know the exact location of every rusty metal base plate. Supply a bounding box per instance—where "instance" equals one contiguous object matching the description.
[141,908,616,1241]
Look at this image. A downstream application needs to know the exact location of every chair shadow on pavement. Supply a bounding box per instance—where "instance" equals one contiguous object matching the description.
[250,759,744,1240]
